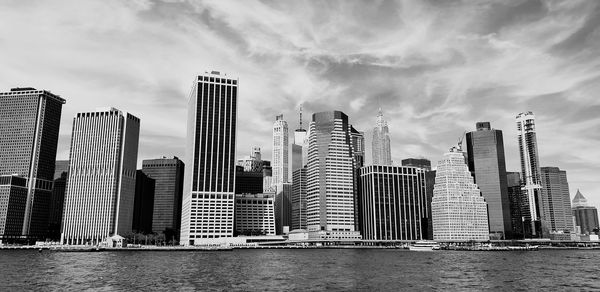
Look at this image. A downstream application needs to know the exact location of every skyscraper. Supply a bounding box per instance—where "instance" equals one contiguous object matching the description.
[275,183,292,234]
[372,108,392,166]
[291,167,307,230]
[141,157,184,238]
[506,172,525,238]
[292,105,307,171]
[540,167,573,235]
[181,71,237,245]
[61,108,140,245]
[133,170,155,234]
[401,158,434,239]
[47,160,69,241]
[432,147,489,241]
[306,111,359,236]
[571,190,599,235]
[516,111,544,237]
[466,122,512,239]
[272,114,289,186]
[0,88,65,243]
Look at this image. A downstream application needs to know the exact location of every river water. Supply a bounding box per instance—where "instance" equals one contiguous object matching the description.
[1,249,598,291]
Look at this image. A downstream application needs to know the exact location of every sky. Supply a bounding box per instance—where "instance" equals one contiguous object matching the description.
[1,0,599,208]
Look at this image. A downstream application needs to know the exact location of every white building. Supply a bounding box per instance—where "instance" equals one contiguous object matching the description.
[235,194,275,236]
[272,114,289,186]
[372,108,392,166]
[432,147,489,241]
[61,108,140,245]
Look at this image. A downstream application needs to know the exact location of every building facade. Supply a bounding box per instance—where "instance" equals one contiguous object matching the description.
[358,165,427,241]
[572,190,599,235]
[466,122,512,239]
[61,108,140,245]
[372,108,392,166]
[47,160,69,240]
[506,172,525,238]
[540,167,573,234]
[432,148,489,241]
[234,194,275,236]
[401,158,432,171]
[291,167,307,230]
[272,114,289,186]
[0,88,65,243]
[133,170,155,234]
[235,166,263,194]
[292,105,307,172]
[181,71,237,245]
[275,183,292,234]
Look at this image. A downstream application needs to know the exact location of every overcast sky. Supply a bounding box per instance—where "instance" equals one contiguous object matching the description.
[1,0,599,208]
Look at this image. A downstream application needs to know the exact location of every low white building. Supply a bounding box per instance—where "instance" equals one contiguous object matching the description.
[235,193,276,236]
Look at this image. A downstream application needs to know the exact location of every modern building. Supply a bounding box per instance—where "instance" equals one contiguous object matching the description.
[275,183,292,234]
[466,122,512,239]
[540,167,573,234]
[432,147,489,241]
[516,111,545,237]
[235,166,263,194]
[401,158,434,239]
[291,167,307,230]
[234,193,276,236]
[141,157,184,239]
[61,108,140,245]
[132,170,155,234]
[572,190,599,235]
[272,114,289,186]
[358,165,427,241]
[181,71,238,245]
[401,158,432,171]
[372,108,392,166]
[506,172,525,238]
[0,88,65,243]
[47,160,69,240]
[292,105,307,171]
[306,111,359,237]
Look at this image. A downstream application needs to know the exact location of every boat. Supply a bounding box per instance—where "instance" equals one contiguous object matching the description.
[409,241,441,251]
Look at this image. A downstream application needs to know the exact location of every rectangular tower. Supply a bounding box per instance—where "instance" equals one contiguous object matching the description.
[133,170,155,234]
[540,167,574,234]
[61,108,140,245]
[181,71,237,245]
[506,172,525,238]
[272,114,289,186]
[291,167,307,230]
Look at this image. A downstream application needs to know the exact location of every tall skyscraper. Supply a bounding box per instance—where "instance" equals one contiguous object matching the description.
[571,190,599,235]
[358,165,427,240]
[401,158,434,239]
[466,122,512,239]
[372,108,392,166]
[432,147,489,241]
[133,170,155,234]
[291,167,307,230]
[306,111,358,236]
[61,108,140,245]
[292,105,307,171]
[506,171,525,238]
[181,71,237,245]
[516,111,544,237]
[540,167,573,234]
[141,157,184,238]
[0,88,65,243]
[272,114,289,186]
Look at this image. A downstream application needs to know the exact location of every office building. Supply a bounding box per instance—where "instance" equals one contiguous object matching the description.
[540,167,573,233]
[372,108,392,166]
[432,147,489,241]
[272,114,289,186]
[351,126,365,169]
[235,193,275,236]
[401,158,434,239]
[141,157,184,238]
[358,165,427,240]
[181,71,238,245]
[61,108,140,245]
[466,122,512,239]
[506,172,525,238]
[235,166,263,194]
[516,111,545,237]
[572,190,599,235]
[0,88,65,243]
[133,170,155,234]
[401,158,431,171]
[47,160,69,240]
[292,105,307,171]
[306,111,359,237]
[275,183,292,234]
[291,167,307,230]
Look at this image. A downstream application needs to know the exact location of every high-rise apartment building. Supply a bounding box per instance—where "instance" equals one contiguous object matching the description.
[572,190,599,235]
[181,71,237,245]
[0,88,65,243]
[61,108,140,245]
[133,170,155,234]
[432,147,489,241]
[540,167,573,234]
[506,172,525,238]
[372,108,392,166]
[466,122,512,239]
[142,157,184,237]
[291,167,307,230]
[272,114,289,186]
[516,111,545,237]
[306,111,358,236]
[358,165,427,240]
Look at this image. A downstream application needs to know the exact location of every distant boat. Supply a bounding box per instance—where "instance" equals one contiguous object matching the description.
[409,241,441,251]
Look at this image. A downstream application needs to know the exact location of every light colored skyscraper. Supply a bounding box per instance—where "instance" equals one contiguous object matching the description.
[540,167,573,235]
[181,71,238,245]
[0,88,65,243]
[372,108,392,166]
[61,108,140,245]
[516,111,544,237]
[432,147,489,241]
[292,105,307,171]
[306,111,358,236]
[272,114,289,186]
[466,122,512,239]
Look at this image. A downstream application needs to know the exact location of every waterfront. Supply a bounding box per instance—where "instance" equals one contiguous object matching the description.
[1,249,599,291]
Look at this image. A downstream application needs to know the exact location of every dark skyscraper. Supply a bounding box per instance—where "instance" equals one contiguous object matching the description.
[506,172,524,238]
[141,157,184,238]
[181,71,238,245]
[133,170,155,234]
[291,167,307,230]
[275,183,292,235]
[0,88,65,243]
[235,165,263,194]
[47,160,69,240]
[466,122,512,239]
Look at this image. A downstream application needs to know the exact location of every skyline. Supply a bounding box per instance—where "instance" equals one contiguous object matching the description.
[1,0,599,208]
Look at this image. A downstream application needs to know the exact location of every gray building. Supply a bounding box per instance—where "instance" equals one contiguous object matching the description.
[291,167,307,230]
[466,122,512,239]
[540,167,573,234]
[572,190,599,235]
[133,170,155,234]
[506,172,525,238]
[235,193,275,236]
[0,88,65,243]
[372,108,392,166]
[401,158,431,171]
[275,183,292,234]
[402,158,434,239]
[47,160,70,240]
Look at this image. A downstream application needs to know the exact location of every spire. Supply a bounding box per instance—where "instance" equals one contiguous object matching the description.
[376,108,387,128]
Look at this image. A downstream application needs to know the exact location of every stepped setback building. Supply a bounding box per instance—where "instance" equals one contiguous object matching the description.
[372,108,392,166]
